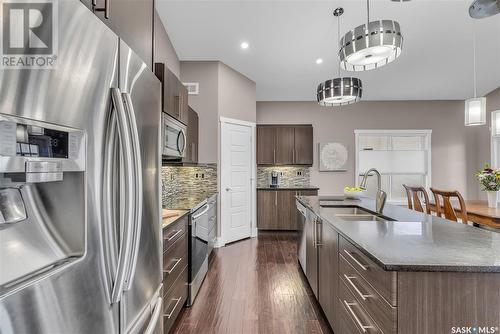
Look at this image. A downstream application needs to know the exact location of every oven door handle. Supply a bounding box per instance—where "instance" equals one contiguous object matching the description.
[192,204,209,220]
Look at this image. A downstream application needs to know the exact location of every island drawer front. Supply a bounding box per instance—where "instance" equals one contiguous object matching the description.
[163,214,188,252]
[339,278,382,334]
[340,255,397,334]
[163,233,188,293]
[339,236,397,306]
[163,267,188,333]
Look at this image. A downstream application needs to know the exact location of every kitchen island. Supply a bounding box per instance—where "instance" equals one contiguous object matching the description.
[297,195,500,334]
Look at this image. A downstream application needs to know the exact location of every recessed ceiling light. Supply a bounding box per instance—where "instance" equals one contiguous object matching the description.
[316,58,323,64]
[240,42,249,49]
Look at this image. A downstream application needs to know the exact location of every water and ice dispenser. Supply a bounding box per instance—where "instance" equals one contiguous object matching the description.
[0,114,86,294]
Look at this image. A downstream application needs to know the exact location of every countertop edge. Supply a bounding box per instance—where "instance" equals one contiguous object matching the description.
[257,187,320,191]
[162,210,189,229]
[297,196,500,273]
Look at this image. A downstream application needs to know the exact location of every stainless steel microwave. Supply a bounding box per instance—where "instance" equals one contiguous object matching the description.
[162,112,187,159]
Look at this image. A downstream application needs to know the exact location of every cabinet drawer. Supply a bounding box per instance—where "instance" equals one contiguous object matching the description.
[163,234,188,293]
[339,255,397,334]
[163,267,188,334]
[163,214,188,252]
[339,236,397,306]
[339,277,381,334]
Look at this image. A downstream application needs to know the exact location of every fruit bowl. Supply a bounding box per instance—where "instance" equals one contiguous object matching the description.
[343,186,365,200]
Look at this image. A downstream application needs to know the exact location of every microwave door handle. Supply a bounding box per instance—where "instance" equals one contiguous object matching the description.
[122,92,143,291]
[177,128,186,156]
[109,88,136,304]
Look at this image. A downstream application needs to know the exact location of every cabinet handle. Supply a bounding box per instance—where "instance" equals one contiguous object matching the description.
[315,219,323,247]
[343,275,373,301]
[343,249,369,271]
[165,229,182,242]
[313,217,317,248]
[93,0,110,19]
[275,192,277,206]
[343,300,375,333]
[165,297,183,319]
[165,258,182,274]
[273,149,276,164]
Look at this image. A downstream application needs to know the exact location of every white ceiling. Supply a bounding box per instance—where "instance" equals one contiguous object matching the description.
[156,0,500,101]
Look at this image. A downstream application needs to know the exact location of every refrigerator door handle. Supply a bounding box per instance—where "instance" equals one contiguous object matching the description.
[109,87,136,304]
[122,92,143,291]
[143,297,163,334]
[102,109,119,302]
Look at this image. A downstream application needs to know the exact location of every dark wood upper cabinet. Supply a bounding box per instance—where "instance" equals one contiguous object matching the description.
[257,126,276,165]
[183,107,199,164]
[294,126,314,165]
[155,63,189,125]
[257,125,313,166]
[275,127,295,165]
[81,0,153,68]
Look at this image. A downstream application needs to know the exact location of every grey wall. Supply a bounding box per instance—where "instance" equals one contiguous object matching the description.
[257,100,480,198]
[154,11,180,79]
[180,61,220,163]
[218,62,257,123]
[180,61,256,163]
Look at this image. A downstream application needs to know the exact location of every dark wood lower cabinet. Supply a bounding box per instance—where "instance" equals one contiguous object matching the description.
[162,216,189,334]
[306,214,319,298]
[257,189,318,230]
[318,222,338,332]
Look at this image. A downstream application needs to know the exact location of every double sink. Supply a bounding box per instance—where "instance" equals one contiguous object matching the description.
[320,200,394,222]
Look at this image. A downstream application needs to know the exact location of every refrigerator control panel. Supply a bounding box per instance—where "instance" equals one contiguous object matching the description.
[0,114,85,174]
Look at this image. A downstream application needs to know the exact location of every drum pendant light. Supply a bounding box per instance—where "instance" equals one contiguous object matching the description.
[340,0,403,72]
[317,8,363,107]
[465,29,486,126]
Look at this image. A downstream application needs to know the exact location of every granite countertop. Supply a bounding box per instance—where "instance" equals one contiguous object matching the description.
[257,186,319,191]
[297,196,500,273]
[162,209,189,229]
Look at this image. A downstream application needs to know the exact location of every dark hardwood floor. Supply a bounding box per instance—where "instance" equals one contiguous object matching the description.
[171,231,332,334]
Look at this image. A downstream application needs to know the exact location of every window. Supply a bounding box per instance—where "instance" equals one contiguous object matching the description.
[355,130,432,205]
[491,111,500,167]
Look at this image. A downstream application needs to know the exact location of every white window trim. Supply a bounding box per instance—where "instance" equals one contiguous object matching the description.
[354,129,432,205]
[491,111,500,167]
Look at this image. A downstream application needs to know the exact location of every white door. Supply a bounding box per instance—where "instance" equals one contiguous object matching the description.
[221,120,253,244]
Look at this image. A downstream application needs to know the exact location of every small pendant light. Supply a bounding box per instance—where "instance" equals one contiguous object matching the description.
[317,8,363,107]
[339,0,403,72]
[465,29,486,126]
[469,0,500,19]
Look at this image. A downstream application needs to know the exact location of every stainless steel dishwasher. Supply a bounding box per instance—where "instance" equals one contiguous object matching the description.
[188,200,209,306]
[296,200,307,272]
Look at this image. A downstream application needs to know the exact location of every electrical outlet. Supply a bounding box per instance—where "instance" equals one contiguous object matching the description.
[201,173,205,179]
[195,173,199,178]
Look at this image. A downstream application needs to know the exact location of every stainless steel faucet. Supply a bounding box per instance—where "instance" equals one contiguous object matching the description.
[360,168,387,214]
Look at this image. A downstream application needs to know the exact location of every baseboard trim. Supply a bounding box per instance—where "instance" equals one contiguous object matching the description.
[214,237,225,248]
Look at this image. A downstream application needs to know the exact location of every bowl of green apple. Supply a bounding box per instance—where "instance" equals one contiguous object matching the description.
[343,186,365,200]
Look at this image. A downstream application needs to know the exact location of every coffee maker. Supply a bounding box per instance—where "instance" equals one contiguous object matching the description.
[268,171,281,188]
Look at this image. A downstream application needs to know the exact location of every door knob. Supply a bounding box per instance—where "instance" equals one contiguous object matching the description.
[226,187,232,192]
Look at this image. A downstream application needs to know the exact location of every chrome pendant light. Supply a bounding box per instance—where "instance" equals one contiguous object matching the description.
[465,29,486,126]
[469,0,500,18]
[340,0,403,72]
[317,8,362,107]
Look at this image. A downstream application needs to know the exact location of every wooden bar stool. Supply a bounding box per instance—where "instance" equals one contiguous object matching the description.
[403,185,431,214]
[430,188,468,224]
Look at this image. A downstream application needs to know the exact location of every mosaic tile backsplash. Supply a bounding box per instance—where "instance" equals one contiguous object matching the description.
[257,167,311,188]
[162,166,218,208]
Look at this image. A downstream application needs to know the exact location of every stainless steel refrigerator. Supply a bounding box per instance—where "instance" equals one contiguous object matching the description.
[0,1,162,333]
